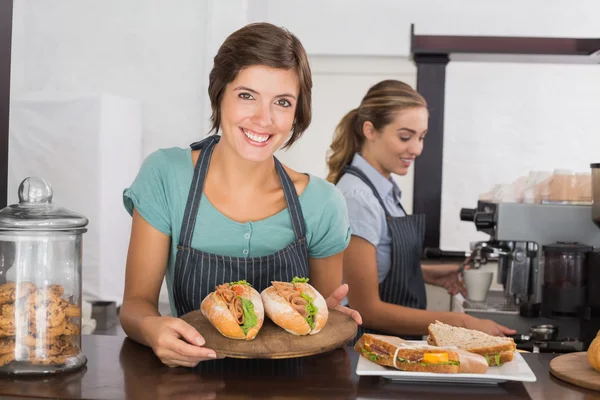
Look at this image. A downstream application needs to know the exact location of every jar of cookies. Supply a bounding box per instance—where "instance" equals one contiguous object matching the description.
[0,177,88,374]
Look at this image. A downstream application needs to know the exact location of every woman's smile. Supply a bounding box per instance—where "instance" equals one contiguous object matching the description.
[240,127,272,147]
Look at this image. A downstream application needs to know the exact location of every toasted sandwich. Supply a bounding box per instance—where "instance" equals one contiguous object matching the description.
[355,333,491,374]
[426,321,517,366]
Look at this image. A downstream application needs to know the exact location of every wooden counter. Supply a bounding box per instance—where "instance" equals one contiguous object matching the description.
[0,335,598,399]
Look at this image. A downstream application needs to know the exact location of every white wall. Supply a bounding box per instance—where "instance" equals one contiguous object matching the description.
[10,0,213,156]
[8,0,600,303]
[257,0,600,56]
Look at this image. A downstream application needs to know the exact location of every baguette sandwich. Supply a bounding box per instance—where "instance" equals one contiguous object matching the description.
[355,333,489,374]
[261,277,328,335]
[200,280,264,340]
[427,321,517,366]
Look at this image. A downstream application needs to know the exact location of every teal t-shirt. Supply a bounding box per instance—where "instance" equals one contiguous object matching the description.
[123,147,351,315]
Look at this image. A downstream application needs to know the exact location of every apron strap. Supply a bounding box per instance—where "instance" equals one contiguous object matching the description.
[178,135,219,248]
[343,165,396,217]
[189,134,219,151]
[274,158,306,240]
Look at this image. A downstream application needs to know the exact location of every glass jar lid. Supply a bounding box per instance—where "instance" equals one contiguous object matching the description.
[0,177,88,231]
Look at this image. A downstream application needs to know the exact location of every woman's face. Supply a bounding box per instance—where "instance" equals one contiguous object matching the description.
[363,107,428,177]
[219,65,299,163]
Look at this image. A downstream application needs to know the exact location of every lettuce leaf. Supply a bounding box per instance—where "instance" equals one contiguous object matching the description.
[494,353,503,366]
[230,280,252,287]
[484,353,503,366]
[368,353,380,363]
[239,297,257,335]
[300,292,318,329]
[397,357,460,366]
[360,346,381,362]
[291,276,309,284]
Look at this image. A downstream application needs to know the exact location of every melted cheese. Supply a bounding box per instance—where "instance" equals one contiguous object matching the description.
[422,353,449,364]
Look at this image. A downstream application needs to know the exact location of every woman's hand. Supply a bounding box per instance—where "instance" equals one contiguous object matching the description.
[463,315,516,337]
[421,264,467,296]
[325,284,363,325]
[142,316,218,368]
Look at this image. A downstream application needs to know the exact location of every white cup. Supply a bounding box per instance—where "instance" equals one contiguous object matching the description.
[463,269,494,302]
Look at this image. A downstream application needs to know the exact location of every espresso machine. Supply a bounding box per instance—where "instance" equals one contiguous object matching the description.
[457,163,600,353]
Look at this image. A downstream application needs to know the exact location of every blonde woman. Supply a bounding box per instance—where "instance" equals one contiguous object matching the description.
[327,80,514,339]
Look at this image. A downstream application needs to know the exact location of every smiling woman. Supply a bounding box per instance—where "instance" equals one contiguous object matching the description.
[119,22,361,369]
[327,80,515,342]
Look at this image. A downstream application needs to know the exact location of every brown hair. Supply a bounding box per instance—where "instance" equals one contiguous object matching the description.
[326,80,427,184]
[208,22,312,149]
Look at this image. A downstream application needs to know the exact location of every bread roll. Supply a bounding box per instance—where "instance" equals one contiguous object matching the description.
[200,281,264,340]
[587,330,600,372]
[261,277,328,335]
[454,349,489,374]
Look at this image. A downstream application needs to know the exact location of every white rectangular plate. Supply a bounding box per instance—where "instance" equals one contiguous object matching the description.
[356,341,537,385]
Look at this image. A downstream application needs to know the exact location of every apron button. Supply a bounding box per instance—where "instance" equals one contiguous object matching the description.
[243,249,249,255]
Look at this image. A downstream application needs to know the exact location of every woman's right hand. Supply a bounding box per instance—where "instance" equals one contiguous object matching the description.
[142,316,218,368]
[463,315,517,337]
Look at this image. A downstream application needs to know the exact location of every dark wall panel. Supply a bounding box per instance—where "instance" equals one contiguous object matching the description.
[0,0,13,209]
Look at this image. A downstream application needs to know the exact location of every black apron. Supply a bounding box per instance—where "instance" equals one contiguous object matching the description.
[343,166,427,341]
[172,135,310,317]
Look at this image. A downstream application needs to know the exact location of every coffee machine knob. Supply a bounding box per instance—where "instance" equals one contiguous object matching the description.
[474,212,495,229]
[514,250,526,262]
[460,208,476,222]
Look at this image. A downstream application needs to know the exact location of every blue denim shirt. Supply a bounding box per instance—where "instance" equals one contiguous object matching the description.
[336,153,405,284]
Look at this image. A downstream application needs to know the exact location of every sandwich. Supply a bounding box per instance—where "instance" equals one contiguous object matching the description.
[200,280,264,340]
[426,320,517,366]
[355,333,489,374]
[261,277,328,335]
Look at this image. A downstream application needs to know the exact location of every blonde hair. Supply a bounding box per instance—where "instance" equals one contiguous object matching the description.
[326,80,427,184]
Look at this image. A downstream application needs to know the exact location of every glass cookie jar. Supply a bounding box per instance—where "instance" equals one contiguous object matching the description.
[0,177,88,374]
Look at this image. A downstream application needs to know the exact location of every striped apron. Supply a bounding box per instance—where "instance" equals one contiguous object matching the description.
[172,135,310,317]
[343,166,427,341]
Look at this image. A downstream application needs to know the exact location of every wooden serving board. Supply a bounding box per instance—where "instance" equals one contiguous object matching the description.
[550,352,600,391]
[179,308,358,359]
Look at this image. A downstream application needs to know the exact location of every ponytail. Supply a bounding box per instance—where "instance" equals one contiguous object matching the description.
[326,80,427,184]
[326,109,364,184]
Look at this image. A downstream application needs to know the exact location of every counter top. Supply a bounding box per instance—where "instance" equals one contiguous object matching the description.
[0,335,599,399]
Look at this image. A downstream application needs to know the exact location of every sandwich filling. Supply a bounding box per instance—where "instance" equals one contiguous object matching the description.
[215,280,257,335]
[485,353,503,366]
[427,321,516,366]
[360,343,459,367]
[272,277,318,330]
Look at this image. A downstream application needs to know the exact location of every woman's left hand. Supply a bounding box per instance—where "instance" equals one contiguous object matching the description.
[422,264,467,296]
[325,284,363,325]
